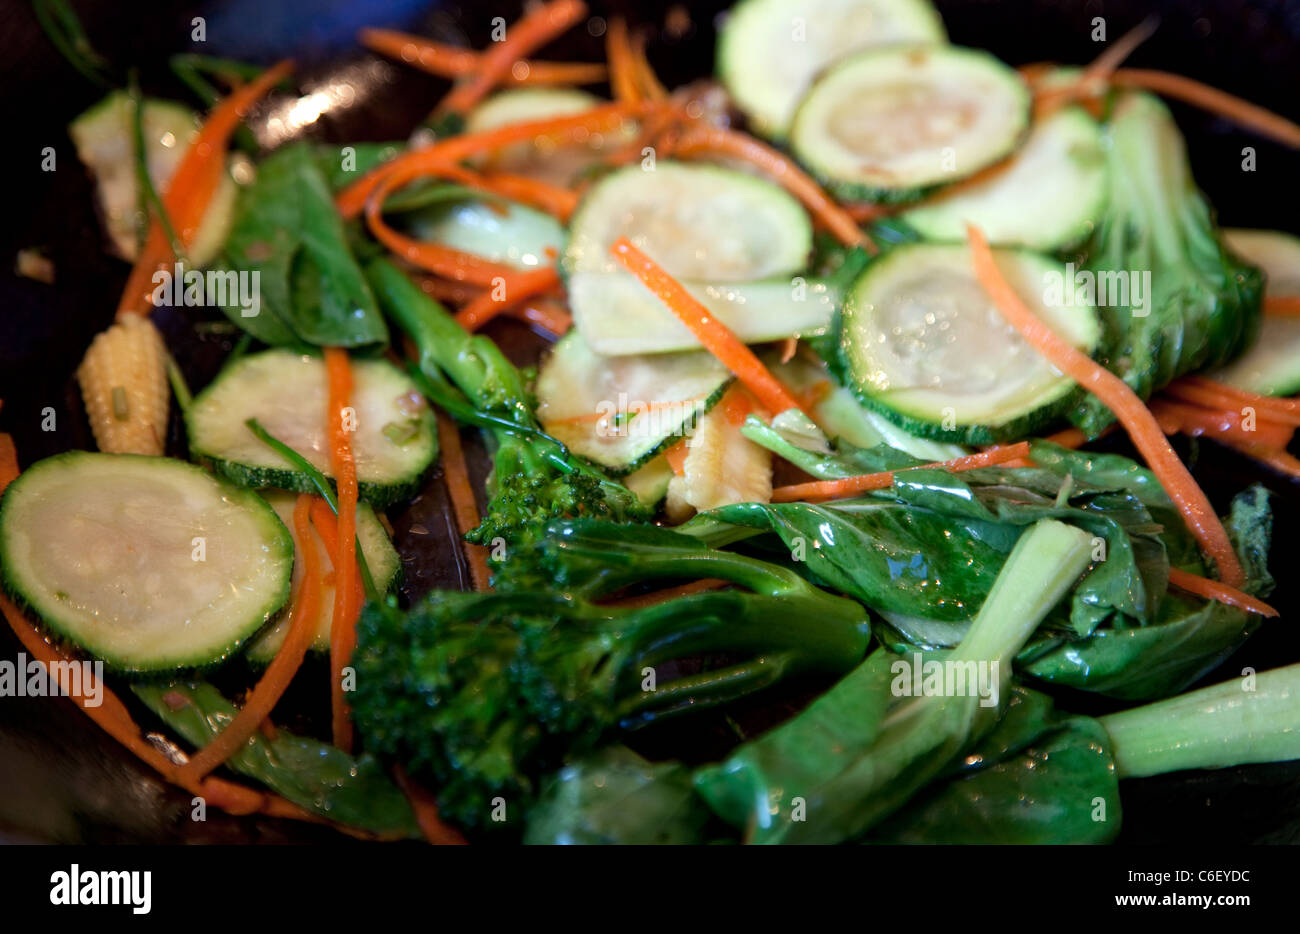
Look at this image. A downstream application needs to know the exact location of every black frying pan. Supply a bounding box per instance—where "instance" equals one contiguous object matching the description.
[1,0,1298,844]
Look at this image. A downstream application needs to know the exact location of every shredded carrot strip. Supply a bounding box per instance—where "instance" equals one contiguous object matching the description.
[0,434,17,490]
[1035,18,1157,117]
[1109,69,1300,149]
[1225,439,1300,480]
[1041,426,1092,449]
[178,494,324,783]
[966,224,1244,587]
[670,124,873,251]
[606,17,641,103]
[1151,398,1295,450]
[393,766,469,845]
[337,101,648,218]
[630,28,668,101]
[118,60,293,317]
[1163,379,1300,426]
[435,411,492,591]
[359,27,606,86]
[1167,567,1278,617]
[605,579,728,608]
[720,383,764,426]
[418,275,483,304]
[1265,295,1300,316]
[770,442,1031,503]
[512,296,572,335]
[436,0,588,116]
[610,238,806,416]
[456,265,561,331]
[480,172,579,220]
[324,348,362,751]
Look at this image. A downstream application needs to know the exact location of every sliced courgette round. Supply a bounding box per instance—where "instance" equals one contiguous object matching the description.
[564,162,815,353]
[69,91,239,266]
[839,243,1101,442]
[718,0,946,138]
[790,44,1030,203]
[0,452,293,672]
[244,491,401,664]
[405,199,565,271]
[536,331,733,475]
[902,106,1107,251]
[187,350,437,507]
[1209,229,1300,396]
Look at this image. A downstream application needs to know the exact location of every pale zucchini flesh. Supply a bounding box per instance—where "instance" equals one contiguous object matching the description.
[536,331,733,475]
[0,453,293,672]
[69,91,238,267]
[1209,229,1300,396]
[245,492,401,664]
[790,44,1030,203]
[405,199,565,271]
[718,0,946,138]
[187,350,437,507]
[839,244,1101,443]
[902,106,1107,251]
[568,270,838,355]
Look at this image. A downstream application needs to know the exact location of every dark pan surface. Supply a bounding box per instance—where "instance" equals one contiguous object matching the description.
[0,0,1298,843]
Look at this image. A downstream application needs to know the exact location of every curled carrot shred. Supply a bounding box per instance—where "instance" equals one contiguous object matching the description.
[324,348,362,751]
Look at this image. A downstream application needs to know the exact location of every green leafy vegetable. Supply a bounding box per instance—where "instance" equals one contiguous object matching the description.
[132,681,420,839]
[216,143,388,350]
[350,518,870,831]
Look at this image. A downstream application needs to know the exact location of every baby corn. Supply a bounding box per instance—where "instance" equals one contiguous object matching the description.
[77,314,170,455]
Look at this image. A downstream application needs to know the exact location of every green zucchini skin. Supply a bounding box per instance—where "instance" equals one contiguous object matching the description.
[536,331,735,476]
[186,350,437,508]
[834,244,1101,444]
[790,44,1031,204]
[0,452,294,674]
[1209,229,1300,397]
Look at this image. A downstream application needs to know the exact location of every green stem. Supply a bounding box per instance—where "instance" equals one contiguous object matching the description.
[617,652,796,723]
[164,352,193,413]
[1101,662,1300,779]
[128,69,187,262]
[34,0,112,87]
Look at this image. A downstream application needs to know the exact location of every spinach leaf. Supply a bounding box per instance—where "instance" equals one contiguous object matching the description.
[217,142,388,350]
[132,681,420,839]
[524,747,716,845]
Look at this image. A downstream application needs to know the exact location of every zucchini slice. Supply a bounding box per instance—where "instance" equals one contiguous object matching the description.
[245,492,401,664]
[536,331,732,475]
[404,199,565,271]
[0,453,293,672]
[1209,229,1300,396]
[565,162,811,280]
[565,162,817,353]
[790,45,1030,203]
[902,106,1107,251]
[838,244,1101,442]
[69,91,238,266]
[187,350,437,507]
[718,0,946,138]
[623,454,675,507]
[568,271,838,355]
[466,88,625,184]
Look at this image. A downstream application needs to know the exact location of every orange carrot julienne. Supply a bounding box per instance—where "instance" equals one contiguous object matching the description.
[1265,295,1300,316]
[436,0,588,116]
[393,766,469,845]
[606,17,641,103]
[455,265,561,331]
[435,410,492,591]
[177,494,325,783]
[337,100,648,218]
[665,437,689,476]
[359,27,606,86]
[966,223,1244,587]
[770,442,1031,503]
[1163,379,1300,426]
[324,348,361,751]
[512,296,572,335]
[629,27,668,102]
[0,434,17,491]
[1151,398,1295,450]
[670,124,873,252]
[1167,567,1278,617]
[480,172,579,220]
[1229,442,1300,481]
[1109,69,1300,149]
[1040,426,1093,449]
[1035,18,1156,117]
[609,237,807,417]
[118,60,293,317]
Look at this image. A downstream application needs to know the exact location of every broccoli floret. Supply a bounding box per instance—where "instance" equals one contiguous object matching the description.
[350,519,870,831]
[367,258,648,545]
